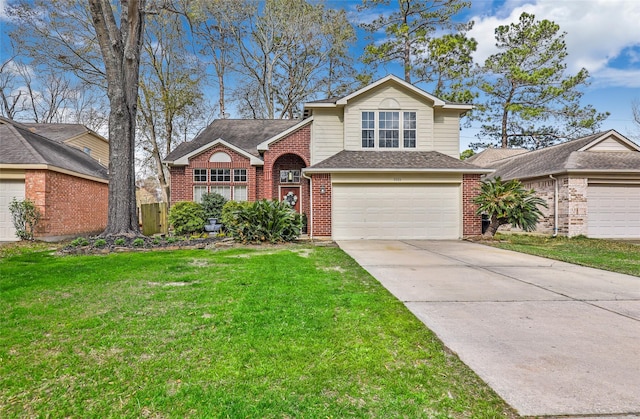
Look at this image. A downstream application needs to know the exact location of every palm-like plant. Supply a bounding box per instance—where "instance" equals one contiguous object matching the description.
[474,177,547,237]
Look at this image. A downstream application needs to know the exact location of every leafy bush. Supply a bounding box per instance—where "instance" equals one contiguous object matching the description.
[71,237,90,247]
[223,199,302,243]
[8,198,41,240]
[201,192,227,220]
[94,239,107,248]
[114,238,126,246]
[168,201,206,235]
[132,238,145,247]
[221,201,252,230]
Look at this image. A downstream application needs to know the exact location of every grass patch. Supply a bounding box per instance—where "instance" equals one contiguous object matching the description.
[0,244,516,418]
[491,234,640,276]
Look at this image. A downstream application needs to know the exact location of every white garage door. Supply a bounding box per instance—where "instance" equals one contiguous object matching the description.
[0,180,26,241]
[588,184,640,238]
[332,183,461,240]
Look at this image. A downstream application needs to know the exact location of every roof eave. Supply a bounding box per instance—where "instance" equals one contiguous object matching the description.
[303,167,494,175]
[164,138,264,166]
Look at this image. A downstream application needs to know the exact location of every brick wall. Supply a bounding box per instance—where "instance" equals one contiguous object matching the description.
[25,169,108,238]
[168,146,252,205]
[310,173,332,237]
[462,174,482,236]
[261,124,312,216]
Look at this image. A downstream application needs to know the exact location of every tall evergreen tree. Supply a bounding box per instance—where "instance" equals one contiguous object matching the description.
[473,12,608,150]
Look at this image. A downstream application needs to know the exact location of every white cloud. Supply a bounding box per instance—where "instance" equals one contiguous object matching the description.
[0,0,7,20]
[468,0,640,86]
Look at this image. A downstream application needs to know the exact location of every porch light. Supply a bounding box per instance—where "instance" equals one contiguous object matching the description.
[288,170,294,182]
[320,185,326,194]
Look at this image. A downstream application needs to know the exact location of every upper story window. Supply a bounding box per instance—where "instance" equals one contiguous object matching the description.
[361,111,417,149]
[194,168,208,182]
[362,111,375,148]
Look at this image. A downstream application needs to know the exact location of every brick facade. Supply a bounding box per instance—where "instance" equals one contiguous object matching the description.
[309,173,332,237]
[462,174,483,237]
[25,169,108,238]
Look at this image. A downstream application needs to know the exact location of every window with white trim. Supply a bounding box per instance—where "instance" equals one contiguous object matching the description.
[211,168,230,182]
[360,111,417,149]
[194,168,207,182]
[194,185,208,202]
[234,169,247,182]
[280,170,300,183]
[233,185,248,201]
[210,185,231,200]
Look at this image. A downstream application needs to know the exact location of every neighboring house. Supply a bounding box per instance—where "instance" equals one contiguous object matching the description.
[476,130,640,239]
[164,75,491,240]
[0,117,109,241]
[465,147,528,166]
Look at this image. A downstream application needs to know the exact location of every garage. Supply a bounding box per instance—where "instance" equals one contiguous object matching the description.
[0,179,26,241]
[587,184,640,239]
[332,183,461,240]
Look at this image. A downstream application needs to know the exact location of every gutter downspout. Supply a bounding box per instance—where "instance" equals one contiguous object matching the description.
[302,171,313,240]
[549,175,558,237]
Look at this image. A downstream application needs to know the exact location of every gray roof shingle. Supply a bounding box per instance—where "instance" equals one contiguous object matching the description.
[0,117,108,180]
[489,131,640,180]
[165,119,302,161]
[19,123,95,143]
[465,148,529,167]
[307,150,488,171]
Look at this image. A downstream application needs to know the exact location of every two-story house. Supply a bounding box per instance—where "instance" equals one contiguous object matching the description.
[164,75,490,240]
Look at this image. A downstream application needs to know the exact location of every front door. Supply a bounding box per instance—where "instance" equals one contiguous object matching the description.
[280,186,301,213]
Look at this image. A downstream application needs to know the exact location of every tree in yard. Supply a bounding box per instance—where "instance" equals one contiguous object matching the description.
[473,12,609,150]
[358,0,471,84]
[86,0,147,236]
[631,99,640,140]
[137,10,209,203]
[233,0,356,119]
[474,177,547,237]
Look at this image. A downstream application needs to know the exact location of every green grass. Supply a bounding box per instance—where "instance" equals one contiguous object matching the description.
[0,244,516,418]
[490,234,640,276]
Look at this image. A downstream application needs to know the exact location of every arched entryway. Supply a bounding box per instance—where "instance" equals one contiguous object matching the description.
[271,153,309,216]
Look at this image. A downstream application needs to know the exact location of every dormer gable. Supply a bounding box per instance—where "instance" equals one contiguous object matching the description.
[578,130,640,152]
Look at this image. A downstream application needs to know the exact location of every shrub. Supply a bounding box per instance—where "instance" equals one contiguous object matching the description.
[8,198,41,241]
[132,238,145,247]
[201,192,227,220]
[224,199,302,243]
[71,237,90,247]
[114,238,126,246]
[168,201,206,235]
[221,201,252,230]
[94,239,107,248]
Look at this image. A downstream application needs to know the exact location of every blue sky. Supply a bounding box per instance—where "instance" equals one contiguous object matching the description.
[2,0,639,150]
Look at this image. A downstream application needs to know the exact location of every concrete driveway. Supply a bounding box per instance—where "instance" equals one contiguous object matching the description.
[338,240,640,418]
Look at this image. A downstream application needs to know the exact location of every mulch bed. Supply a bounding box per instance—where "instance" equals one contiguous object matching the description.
[58,235,235,255]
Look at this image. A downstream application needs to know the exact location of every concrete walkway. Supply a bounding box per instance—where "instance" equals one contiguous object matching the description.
[338,240,640,418]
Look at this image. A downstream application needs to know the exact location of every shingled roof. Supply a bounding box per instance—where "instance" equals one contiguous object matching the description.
[0,117,108,180]
[19,122,99,144]
[465,147,529,167]
[164,119,302,162]
[489,130,640,180]
[305,150,491,173]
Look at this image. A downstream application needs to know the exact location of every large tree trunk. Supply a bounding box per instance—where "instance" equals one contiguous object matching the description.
[88,0,145,236]
[482,214,504,238]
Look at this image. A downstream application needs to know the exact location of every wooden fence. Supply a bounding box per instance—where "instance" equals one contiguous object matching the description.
[139,202,168,236]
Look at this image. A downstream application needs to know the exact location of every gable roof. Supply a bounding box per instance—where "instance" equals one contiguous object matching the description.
[19,122,106,144]
[304,75,473,111]
[305,150,491,174]
[489,130,640,180]
[164,119,302,165]
[465,148,529,167]
[0,117,108,181]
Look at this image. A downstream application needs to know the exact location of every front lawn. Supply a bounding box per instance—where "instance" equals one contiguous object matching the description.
[0,244,516,418]
[490,234,640,277]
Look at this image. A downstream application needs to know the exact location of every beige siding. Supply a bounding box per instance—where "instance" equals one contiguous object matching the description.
[589,137,635,152]
[65,133,109,166]
[343,84,435,151]
[433,109,462,158]
[311,108,344,165]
